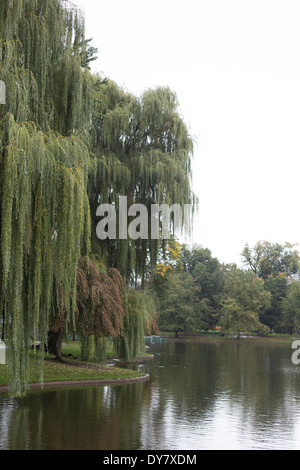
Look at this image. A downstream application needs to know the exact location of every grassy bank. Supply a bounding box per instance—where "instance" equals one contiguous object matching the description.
[160,331,300,344]
[0,342,147,389]
[1,334,296,390]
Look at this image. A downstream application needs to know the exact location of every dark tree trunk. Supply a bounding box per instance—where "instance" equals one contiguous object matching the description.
[47,328,63,361]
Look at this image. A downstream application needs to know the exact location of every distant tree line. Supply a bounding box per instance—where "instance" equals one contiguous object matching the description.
[152,240,300,337]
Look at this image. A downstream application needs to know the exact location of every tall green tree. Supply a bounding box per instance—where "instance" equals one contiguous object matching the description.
[0,0,94,395]
[88,84,196,285]
[241,241,300,279]
[156,272,205,337]
[0,0,195,395]
[241,241,300,330]
[262,273,289,330]
[181,245,225,328]
[221,268,270,338]
[281,281,300,335]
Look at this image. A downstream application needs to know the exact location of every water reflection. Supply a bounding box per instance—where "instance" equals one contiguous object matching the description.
[1,340,300,449]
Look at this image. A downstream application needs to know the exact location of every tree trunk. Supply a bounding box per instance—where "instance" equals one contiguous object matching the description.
[47,328,63,361]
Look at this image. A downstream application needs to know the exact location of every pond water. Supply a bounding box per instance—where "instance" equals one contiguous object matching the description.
[1,339,300,450]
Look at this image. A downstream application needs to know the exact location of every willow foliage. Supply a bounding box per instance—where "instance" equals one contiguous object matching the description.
[0,114,91,395]
[113,289,146,361]
[113,287,159,361]
[0,0,93,395]
[80,335,107,364]
[89,82,196,284]
[0,0,94,134]
[0,0,196,395]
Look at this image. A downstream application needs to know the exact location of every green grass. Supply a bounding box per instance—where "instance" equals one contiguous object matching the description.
[60,341,81,358]
[0,360,144,387]
[0,341,147,388]
[159,330,300,343]
[61,339,151,360]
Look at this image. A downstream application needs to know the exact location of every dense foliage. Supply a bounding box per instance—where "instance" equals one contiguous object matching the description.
[220,268,271,337]
[241,241,300,330]
[76,257,124,338]
[2,0,298,397]
[0,0,195,395]
[153,242,300,338]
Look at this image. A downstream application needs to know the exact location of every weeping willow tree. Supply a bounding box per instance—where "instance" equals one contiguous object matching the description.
[0,0,95,395]
[0,0,197,395]
[76,257,124,337]
[77,257,158,362]
[75,256,125,363]
[88,81,197,285]
[0,114,92,395]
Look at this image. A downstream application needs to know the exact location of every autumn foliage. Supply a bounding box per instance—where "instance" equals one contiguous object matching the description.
[76,257,124,337]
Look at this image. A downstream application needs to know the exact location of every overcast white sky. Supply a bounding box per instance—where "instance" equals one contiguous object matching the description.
[78,0,300,266]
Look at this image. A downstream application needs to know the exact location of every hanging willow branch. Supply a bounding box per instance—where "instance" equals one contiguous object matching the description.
[89,82,197,283]
[0,0,94,133]
[113,287,159,361]
[0,114,92,395]
[0,0,197,395]
[0,0,97,395]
